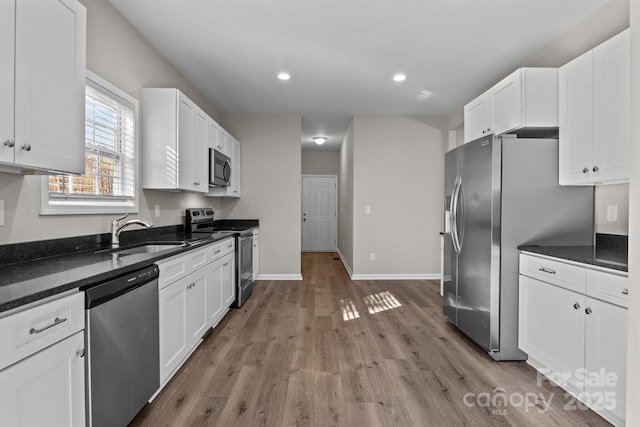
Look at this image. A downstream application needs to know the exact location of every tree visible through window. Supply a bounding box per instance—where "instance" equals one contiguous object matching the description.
[41,72,138,215]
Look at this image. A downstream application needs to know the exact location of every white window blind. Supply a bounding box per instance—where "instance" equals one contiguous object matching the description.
[41,72,139,215]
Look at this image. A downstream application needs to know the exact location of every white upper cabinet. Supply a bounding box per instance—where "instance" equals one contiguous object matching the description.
[559,29,630,185]
[0,0,86,174]
[464,92,492,142]
[464,68,558,143]
[143,88,208,193]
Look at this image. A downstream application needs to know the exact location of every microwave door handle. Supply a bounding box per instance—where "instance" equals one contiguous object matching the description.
[224,160,231,183]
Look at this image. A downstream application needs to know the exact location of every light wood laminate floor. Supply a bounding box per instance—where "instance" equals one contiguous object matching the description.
[131,252,610,426]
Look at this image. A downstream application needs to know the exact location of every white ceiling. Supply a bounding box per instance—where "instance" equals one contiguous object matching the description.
[108,0,608,151]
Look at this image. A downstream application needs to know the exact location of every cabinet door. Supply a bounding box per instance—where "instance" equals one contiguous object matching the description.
[463,93,491,142]
[207,259,225,328]
[491,69,522,135]
[0,331,85,427]
[193,108,208,192]
[0,0,14,164]
[177,95,196,191]
[14,0,85,173]
[185,268,208,343]
[559,50,594,185]
[229,138,241,197]
[159,280,187,383]
[592,29,629,184]
[222,253,236,307]
[584,297,627,425]
[519,276,585,392]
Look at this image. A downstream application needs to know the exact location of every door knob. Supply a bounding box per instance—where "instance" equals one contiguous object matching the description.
[582,167,589,174]
[573,302,580,310]
[21,143,31,151]
[592,166,599,172]
[585,307,592,315]
[3,139,14,148]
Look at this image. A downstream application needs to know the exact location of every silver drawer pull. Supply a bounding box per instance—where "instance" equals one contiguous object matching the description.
[223,262,229,267]
[214,249,222,255]
[30,317,66,334]
[538,267,556,274]
[227,244,233,248]
[622,288,629,295]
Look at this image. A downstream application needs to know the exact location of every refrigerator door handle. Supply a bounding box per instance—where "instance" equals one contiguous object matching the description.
[451,176,461,254]
[457,179,465,251]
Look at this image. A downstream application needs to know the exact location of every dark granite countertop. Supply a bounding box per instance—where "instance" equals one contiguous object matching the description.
[0,229,236,313]
[518,234,628,273]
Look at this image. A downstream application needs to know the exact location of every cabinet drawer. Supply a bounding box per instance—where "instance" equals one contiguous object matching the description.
[519,253,586,293]
[586,269,628,308]
[157,246,209,290]
[208,238,234,262]
[0,292,84,371]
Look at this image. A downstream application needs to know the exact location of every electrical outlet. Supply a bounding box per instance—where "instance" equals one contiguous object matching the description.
[154,204,161,218]
[370,252,376,261]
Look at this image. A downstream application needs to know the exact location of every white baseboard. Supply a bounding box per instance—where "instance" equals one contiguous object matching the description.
[351,273,441,280]
[334,249,439,280]
[336,248,354,277]
[255,274,303,281]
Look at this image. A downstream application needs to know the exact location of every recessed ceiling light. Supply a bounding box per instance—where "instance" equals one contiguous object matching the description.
[393,73,407,82]
[313,137,327,145]
[278,72,291,81]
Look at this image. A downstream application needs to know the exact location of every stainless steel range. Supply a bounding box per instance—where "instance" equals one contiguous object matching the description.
[185,208,255,307]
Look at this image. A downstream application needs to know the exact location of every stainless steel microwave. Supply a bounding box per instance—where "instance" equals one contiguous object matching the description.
[209,148,231,187]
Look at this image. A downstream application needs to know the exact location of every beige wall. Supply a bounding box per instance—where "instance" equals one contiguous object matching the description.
[338,123,354,272]
[219,114,302,277]
[0,0,223,244]
[351,116,445,276]
[626,1,639,423]
[301,151,340,176]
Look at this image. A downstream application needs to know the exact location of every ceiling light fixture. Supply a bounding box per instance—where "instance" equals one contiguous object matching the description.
[278,72,291,81]
[313,137,327,145]
[393,73,407,82]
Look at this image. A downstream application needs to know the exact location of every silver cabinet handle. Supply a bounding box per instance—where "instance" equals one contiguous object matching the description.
[573,302,580,310]
[214,249,222,255]
[227,244,233,248]
[538,267,556,274]
[582,167,589,174]
[592,166,599,172]
[77,349,85,358]
[585,307,592,315]
[223,262,229,267]
[622,288,629,295]
[187,282,195,290]
[30,317,67,334]
[4,139,14,148]
[21,143,31,151]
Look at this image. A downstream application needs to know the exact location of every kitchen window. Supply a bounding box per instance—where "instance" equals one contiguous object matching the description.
[40,71,139,215]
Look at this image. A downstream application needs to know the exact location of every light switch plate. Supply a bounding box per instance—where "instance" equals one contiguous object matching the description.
[0,200,4,226]
[607,205,618,222]
[365,206,371,215]
[154,204,160,218]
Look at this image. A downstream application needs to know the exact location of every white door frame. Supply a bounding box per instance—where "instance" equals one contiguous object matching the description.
[301,175,338,252]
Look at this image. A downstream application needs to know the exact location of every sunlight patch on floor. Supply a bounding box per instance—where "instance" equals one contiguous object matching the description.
[341,299,361,321]
[364,291,402,314]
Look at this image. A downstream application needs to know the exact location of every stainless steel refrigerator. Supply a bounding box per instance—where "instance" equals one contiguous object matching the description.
[443,134,593,360]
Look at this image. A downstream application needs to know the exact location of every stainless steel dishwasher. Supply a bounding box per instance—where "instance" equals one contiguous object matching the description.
[85,264,160,427]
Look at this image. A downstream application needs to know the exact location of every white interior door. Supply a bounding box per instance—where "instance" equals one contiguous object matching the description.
[302,176,337,251]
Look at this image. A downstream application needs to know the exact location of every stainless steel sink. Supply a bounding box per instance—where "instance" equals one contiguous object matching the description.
[96,241,186,255]
[116,244,185,255]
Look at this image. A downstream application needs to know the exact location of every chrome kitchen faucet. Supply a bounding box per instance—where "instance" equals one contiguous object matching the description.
[111,213,153,248]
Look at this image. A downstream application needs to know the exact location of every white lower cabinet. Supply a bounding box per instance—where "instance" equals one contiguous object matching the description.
[0,291,85,427]
[158,265,208,384]
[157,238,235,385]
[519,252,627,426]
[0,331,85,427]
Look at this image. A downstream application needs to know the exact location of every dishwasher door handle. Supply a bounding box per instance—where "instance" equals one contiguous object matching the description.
[30,317,67,334]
